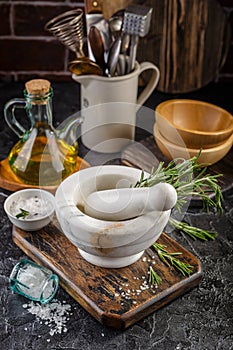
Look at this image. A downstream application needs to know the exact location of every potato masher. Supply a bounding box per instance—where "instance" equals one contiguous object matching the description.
[122,5,153,73]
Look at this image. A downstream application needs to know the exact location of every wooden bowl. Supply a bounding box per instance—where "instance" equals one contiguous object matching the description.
[153,123,233,165]
[155,99,233,149]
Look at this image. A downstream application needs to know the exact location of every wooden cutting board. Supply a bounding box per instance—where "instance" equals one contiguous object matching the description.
[121,136,233,206]
[12,220,202,329]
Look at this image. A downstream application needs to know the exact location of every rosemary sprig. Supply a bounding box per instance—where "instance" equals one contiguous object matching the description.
[169,217,217,241]
[148,242,194,286]
[152,243,193,277]
[16,208,29,219]
[134,153,223,214]
[149,266,162,286]
[134,152,222,284]
[134,152,223,241]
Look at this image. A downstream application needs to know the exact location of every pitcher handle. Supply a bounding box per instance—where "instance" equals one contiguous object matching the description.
[136,62,160,108]
[4,98,28,137]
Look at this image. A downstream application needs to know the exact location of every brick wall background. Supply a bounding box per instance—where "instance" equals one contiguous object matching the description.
[0,0,232,83]
[0,1,85,82]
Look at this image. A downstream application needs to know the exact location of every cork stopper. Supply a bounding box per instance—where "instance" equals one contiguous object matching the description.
[25,79,51,95]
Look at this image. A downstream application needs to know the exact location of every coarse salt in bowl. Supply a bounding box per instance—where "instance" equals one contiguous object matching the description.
[4,189,55,231]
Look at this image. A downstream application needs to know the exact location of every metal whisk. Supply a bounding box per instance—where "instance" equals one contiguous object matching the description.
[45,9,84,55]
[45,9,102,76]
[122,5,153,73]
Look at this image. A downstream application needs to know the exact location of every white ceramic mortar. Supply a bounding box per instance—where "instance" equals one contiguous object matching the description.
[55,165,176,268]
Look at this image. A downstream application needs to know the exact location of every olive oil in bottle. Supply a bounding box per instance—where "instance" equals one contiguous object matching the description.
[5,79,79,186]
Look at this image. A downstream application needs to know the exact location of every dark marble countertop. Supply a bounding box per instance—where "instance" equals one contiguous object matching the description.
[0,81,233,350]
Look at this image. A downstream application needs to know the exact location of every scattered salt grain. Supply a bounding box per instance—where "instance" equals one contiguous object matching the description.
[114,254,160,305]
[22,299,72,337]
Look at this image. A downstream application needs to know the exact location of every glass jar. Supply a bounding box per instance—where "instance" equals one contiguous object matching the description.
[9,259,59,304]
[4,79,80,186]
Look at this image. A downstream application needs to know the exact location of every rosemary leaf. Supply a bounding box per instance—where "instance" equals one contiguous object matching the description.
[149,266,162,286]
[169,217,217,241]
[152,243,193,277]
[16,208,30,219]
[134,154,223,214]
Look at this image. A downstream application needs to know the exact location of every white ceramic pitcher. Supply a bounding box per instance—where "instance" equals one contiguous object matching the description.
[72,61,160,153]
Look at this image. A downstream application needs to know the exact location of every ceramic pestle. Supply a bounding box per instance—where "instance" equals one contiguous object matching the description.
[84,182,177,221]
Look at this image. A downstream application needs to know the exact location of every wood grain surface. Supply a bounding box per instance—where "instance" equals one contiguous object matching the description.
[12,220,202,329]
[107,0,231,93]
[0,157,90,193]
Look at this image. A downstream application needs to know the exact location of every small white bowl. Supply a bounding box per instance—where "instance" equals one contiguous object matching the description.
[4,189,55,231]
[55,165,177,268]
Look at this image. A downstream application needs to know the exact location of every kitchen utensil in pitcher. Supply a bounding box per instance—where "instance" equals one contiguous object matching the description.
[109,9,124,40]
[45,9,102,76]
[119,32,130,75]
[88,26,106,73]
[107,35,122,76]
[108,9,129,76]
[84,0,110,59]
[122,5,153,73]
